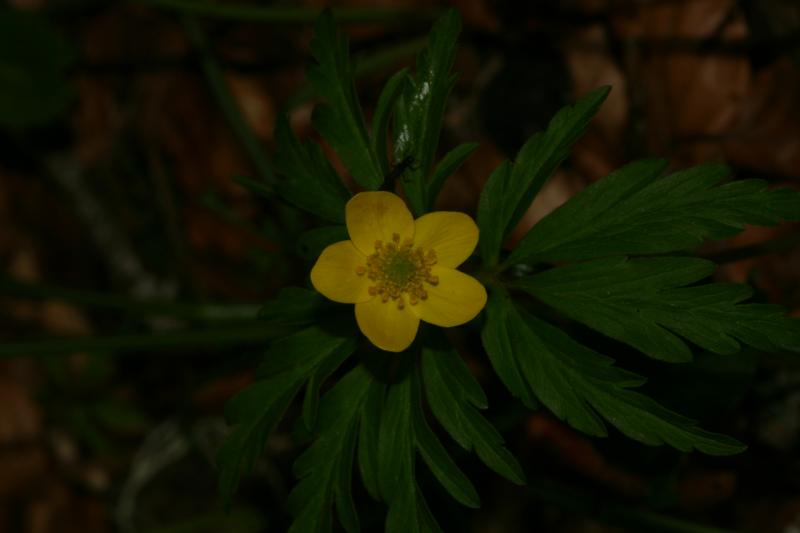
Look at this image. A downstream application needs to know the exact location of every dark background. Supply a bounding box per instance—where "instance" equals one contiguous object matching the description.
[1,0,799,531]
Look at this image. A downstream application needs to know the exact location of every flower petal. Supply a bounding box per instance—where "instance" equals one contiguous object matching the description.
[346,191,415,255]
[410,267,487,327]
[413,211,479,268]
[310,240,371,303]
[355,297,420,352]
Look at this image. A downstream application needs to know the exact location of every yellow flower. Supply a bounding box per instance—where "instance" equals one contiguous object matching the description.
[310,191,488,352]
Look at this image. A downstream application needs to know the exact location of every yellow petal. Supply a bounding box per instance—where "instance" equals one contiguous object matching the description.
[410,267,487,327]
[355,297,420,352]
[413,211,479,268]
[346,191,415,255]
[310,240,371,303]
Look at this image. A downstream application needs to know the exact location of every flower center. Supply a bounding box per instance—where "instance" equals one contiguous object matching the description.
[356,233,438,309]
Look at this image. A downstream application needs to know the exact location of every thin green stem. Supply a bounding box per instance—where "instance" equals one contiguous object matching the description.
[0,324,288,357]
[530,477,736,533]
[182,16,275,186]
[1,278,259,321]
[141,0,440,24]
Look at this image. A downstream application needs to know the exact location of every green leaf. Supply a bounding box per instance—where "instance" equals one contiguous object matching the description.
[426,142,479,210]
[393,8,461,215]
[377,376,415,502]
[507,160,800,265]
[516,256,800,362]
[357,379,385,501]
[379,374,445,533]
[257,286,330,323]
[483,291,746,455]
[256,321,357,379]
[308,10,383,190]
[411,374,480,508]
[295,225,349,261]
[302,341,354,430]
[217,375,304,508]
[481,289,538,409]
[385,479,443,533]
[0,8,73,129]
[288,366,374,533]
[421,336,525,485]
[218,324,358,507]
[372,69,408,176]
[477,86,610,266]
[274,115,351,223]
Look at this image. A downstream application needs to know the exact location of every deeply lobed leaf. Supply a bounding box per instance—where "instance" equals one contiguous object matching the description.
[421,335,525,485]
[477,86,610,266]
[274,115,351,223]
[516,256,800,361]
[308,10,383,190]
[218,324,357,507]
[288,366,375,533]
[482,289,747,455]
[393,9,461,215]
[506,160,800,266]
[378,375,445,532]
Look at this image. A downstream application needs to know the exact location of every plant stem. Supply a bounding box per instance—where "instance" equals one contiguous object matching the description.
[182,16,275,186]
[0,324,288,357]
[142,0,440,24]
[1,278,259,321]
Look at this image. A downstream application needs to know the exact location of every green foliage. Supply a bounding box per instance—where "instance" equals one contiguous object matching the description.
[393,9,461,215]
[421,335,525,485]
[427,142,479,210]
[372,69,408,176]
[356,376,385,501]
[214,8,800,532]
[217,375,303,508]
[507,160,800,265]
[0,8,73,129]
[482,289,746,454]
[274,115,351,223]
[288,367,373,533]
[515,256,800,362]
[308,10,383,190]
[217,324,357,507]
[380,375,443,533]
[478,86,610,266]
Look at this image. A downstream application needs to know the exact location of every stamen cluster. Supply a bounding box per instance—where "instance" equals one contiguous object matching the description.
[356,233,438,309]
